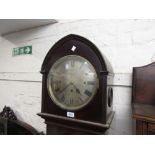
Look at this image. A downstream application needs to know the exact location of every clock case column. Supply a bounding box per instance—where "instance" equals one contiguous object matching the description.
[38,34,114,134]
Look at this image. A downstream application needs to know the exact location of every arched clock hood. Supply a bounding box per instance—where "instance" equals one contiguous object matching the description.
[41,34,114,75]
[38,34,114,135]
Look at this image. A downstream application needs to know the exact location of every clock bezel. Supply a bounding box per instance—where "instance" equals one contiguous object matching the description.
[47,54,99,111]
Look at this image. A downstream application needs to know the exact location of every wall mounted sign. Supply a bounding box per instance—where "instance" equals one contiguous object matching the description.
[12,46,32,56]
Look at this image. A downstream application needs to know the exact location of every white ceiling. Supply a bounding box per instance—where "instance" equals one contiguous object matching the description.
[0,19,57,35]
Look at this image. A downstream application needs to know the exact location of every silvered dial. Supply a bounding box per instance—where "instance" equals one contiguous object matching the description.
[47,55,99,111]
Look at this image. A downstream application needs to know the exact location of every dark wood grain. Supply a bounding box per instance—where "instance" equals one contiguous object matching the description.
[0,117,39,135]
[132,62,155,105]
[132,62,155,135]
[39,34,114,134]
[133,103,155,122]
[136,120,148,135]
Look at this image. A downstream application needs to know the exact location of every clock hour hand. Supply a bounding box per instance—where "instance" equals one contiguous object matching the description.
[57,83,72,95]
[71,83,81,95]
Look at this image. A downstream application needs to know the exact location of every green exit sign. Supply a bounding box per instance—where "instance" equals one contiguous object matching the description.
[13,46,32,56]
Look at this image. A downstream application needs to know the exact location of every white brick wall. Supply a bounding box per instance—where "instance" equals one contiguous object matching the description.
[0,19,155,134]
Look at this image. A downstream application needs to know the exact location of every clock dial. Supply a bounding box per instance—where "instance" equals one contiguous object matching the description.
[47,55,99,111]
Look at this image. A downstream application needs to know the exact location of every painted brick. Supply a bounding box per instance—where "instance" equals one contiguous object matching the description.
[0,19,155,134]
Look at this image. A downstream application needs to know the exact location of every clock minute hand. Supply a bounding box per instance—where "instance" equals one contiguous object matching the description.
[57,83,72,95]
[71,83,82,95]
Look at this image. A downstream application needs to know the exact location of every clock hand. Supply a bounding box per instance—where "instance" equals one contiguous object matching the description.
[70,83,82,95]
[57,83,72,95]
[79,97,84,103]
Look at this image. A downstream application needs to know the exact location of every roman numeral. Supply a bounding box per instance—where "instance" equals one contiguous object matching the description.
[71,60,74,67]
[54,87,60,92]
[87,81,95,85]
[84,90,92,97]
[70,98,73,104]
[61,94,65,102]
[79,62,84,69]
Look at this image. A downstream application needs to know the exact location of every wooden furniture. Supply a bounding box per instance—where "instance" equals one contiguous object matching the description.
[132,62,155,134]
[38,34,114,134]
[0,117,39,135]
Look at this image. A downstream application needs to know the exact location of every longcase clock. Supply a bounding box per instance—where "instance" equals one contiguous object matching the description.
[38,34,114,134]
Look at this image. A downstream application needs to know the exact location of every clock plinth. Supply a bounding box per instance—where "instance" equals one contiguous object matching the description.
[38,112,114,134]
[39,34,114,135]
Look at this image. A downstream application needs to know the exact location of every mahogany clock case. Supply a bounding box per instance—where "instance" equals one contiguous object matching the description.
[38,34,114,134]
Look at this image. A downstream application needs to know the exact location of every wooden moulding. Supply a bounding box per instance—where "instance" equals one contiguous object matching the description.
[0,117,39,135]
[39,34,114,134]
[132,103,155,122]
[38,112,115,135]
[132,62,155,135]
